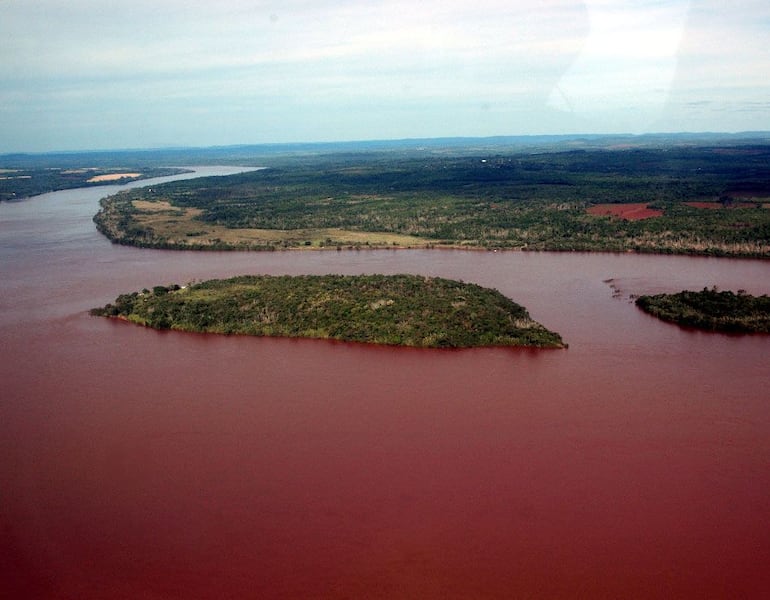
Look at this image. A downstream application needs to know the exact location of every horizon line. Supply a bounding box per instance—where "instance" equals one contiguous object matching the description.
[3,130,770,157]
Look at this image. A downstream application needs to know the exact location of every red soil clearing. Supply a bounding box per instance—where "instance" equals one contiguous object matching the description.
[586,203,663,220]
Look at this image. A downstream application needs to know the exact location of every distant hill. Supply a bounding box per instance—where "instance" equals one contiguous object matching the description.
[4,132,770,169]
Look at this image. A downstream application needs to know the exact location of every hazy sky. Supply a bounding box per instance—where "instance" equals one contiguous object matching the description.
[2,0,769,152]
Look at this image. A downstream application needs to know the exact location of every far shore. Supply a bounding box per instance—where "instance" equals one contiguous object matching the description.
[87,172,142,183]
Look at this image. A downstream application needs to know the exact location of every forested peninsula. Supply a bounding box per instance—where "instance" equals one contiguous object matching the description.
[93,145,770,257]
[635,288,770,333]
[90,274,565,348]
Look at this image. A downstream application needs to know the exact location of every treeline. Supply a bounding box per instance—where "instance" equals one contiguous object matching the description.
[635,288,770,333]
[91,274,566,348]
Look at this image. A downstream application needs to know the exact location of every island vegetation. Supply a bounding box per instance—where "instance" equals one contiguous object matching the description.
[90,274,566,348]
[635,287,770,333]
[92,143,770,257]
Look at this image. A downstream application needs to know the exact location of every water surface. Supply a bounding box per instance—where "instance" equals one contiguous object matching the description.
[2,169,769,598]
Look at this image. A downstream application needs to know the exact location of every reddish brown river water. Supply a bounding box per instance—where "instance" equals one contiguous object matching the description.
[2,168,769,598]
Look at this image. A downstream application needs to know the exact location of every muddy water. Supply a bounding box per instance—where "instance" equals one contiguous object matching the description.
[1,169,769,598]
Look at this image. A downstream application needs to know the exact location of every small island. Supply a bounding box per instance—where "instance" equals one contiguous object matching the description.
[635,287,770,333]
[91,274,565,348]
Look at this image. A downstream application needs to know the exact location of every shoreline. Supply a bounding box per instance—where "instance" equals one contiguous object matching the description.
[98,235,770,260]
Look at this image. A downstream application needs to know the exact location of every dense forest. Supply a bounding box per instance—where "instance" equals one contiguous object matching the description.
[93,144,770,257]
[635,288,770,333]
[90,274,566,348]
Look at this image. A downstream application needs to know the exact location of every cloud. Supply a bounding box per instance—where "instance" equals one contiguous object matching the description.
[547,0,691,130]
[1,0,769,150]
[2,0,584,80]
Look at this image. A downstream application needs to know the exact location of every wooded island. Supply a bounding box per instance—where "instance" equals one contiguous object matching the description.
[91,274,566,348]
[635,288,770,333]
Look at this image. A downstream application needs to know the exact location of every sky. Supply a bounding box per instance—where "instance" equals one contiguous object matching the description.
[2,0,770,152]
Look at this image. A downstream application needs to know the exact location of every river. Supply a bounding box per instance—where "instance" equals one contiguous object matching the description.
[1,167,769,598]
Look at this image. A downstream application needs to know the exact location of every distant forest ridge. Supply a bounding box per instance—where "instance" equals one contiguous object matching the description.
[3,131,770,168]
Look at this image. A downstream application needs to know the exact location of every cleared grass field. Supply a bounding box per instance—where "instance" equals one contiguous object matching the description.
[129,199,431,249]
[87,172,141,183]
